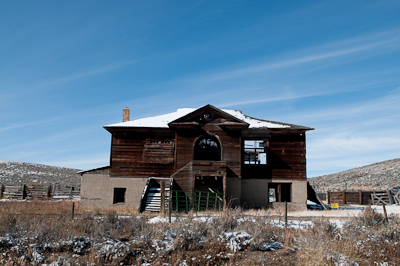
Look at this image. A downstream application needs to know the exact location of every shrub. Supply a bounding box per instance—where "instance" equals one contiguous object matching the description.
[312,218,339,237]
[355,206,385,227]
[0,214,18,237]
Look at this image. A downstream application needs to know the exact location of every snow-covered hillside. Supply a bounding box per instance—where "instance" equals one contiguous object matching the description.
[309,158,400,190]
[0,160,81,186]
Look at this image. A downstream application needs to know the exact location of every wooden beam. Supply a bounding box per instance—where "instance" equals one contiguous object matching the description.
[160,181,165,215]
[223,172,227,209]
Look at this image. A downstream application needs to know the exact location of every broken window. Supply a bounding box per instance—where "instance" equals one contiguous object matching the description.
[269,187,276,202]
[113,188,126,204]
[244,140,267,164]
[268,183,291,202]
[194,135,221,161]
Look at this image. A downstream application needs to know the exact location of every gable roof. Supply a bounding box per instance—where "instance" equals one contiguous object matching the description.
[104,104,313,130]
[168,104,249,129]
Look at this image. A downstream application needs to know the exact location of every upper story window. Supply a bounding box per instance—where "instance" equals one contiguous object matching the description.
[194,134,221,161]
[244,140,267,164]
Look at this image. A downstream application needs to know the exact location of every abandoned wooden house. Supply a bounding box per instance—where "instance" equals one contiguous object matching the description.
[80,104,313,211]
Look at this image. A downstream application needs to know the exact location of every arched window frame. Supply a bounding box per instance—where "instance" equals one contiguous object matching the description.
[193,134,222,161]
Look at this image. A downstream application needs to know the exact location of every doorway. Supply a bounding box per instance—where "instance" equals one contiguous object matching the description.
[268,183,291,202]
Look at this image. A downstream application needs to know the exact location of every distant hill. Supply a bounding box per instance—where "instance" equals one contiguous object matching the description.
[309,158,400,190]
[0,160,81,187]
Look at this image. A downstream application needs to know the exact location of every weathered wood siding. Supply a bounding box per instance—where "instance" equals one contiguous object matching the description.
[108,123,307,182]
[192,161,226,177]
[143,139,175,164]
[241,131,306,180]
[174,123,241,178]
[110,129,175,177]
[268,134,306,180]
[175,130,198,172]
[203,124,241,178]
[171,162,193,191]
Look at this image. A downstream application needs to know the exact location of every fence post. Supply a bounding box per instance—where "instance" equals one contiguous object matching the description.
[71,202,75,220]
[191,191,195,212]
[47,185,52,198]
[383,203,388,223]
[169,191,172,223]
[342,191,346,205]
[285,201,288,227]
[359,190,362,205]
[387,189,394,205]
[371,191,375,205]
[23,184,27,199]
[197,191,201,212]
[52,183,56,200]
[160,181,165,217]
[68,186,73,199]
[0,184,4,199]
[327,191,331,205]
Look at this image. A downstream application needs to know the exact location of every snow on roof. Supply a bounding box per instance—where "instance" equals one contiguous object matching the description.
[105,108,292,129]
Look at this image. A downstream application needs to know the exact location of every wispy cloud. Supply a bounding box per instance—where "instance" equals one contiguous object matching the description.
[182,30,400,85]
[296,87,400,124]
[0,125,99,153]
[31,60,139,91]
[219,89,335,108]
[0,118,59,133]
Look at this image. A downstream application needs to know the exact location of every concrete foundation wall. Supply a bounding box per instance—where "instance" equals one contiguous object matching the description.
[240,179,269,208]
[237,179,307,209]
[269,179,307,210]
[226,177,241,207]
[81,173,148,209]
[270,179,307,204]
[291,180,307,205]
[81,173,307,210]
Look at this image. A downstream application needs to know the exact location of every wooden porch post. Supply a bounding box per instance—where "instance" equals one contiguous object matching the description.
[223,172,227,209]
[160,181,165,216]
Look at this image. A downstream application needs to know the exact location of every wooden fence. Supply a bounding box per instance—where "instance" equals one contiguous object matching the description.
[0,184,80,200]
[323,189,400,205]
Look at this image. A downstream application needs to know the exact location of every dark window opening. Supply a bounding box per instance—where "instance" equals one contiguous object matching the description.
[194,176,223,193]
[268,183,291,202]
[244,140,267,164]
[113,188,126,204]
[194,135,221,161]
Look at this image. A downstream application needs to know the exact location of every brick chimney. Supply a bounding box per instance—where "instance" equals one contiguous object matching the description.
[123,107,130,122]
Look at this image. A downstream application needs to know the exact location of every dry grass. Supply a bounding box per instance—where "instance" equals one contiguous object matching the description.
[0,198,82,215]
[0,201,399,265]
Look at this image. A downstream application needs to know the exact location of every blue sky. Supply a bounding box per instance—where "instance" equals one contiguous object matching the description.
[1,1,400,177]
